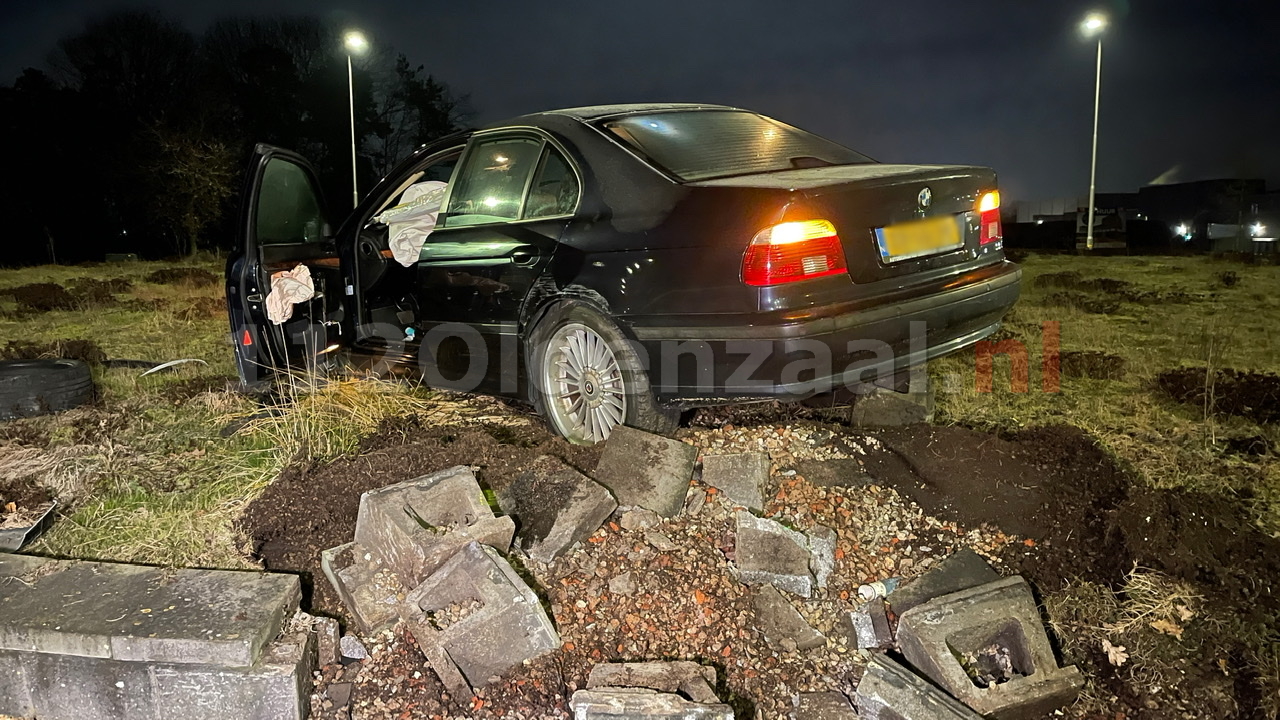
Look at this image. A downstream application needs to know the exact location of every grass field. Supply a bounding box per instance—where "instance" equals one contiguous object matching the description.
[0,252,1277,716]
[933,253,1280,536]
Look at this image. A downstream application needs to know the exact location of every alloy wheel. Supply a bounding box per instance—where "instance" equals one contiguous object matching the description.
[542,323,627,444]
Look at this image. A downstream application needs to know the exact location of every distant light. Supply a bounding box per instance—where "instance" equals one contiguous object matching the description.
[344,30,369,54]
[494,154,509,164]
[1252,222,1267,237]
[1036,219,1044,225]
[1175,223,1190,238]
[1081,12,1108,36]
[483,197,499,208]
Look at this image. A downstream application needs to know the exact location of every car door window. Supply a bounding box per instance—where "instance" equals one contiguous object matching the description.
[526,147,580,219]
[441,136,542,227]
[256,158,325,245]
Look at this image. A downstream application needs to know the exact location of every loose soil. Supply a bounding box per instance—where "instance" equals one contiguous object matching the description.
[0,476,53,529]
[144,267,219,287]
[1042,291,1121,315]
[0,338,107,365]
[1058,350,1126,381]
[240,415,602,614]
[1156,367,1280,424]
[1,283,79,313]
[240,410,1280,719]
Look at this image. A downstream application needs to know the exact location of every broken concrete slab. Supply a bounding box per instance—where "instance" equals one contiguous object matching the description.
[895,576,1084,719]
[0,553,299,668]
[734,511,814,597]
[587,661,720,705]
[399,608,471,698]
[319,543,400,635]
[621,507,662,531]
[608,571,637,596]
[793,459,873,489]
[404,541,560,688]
[0,553,313,720]
[684,487,707,515]
[793,691,857,720]
[886,548,1001,617]
[498,455,617,564]
[701,452,768,511]
[310,616,341,666]
[855,653,984,720]
[840,600,893,650]
[1,629,314,720]
[751,585,826,651]
[850,373,935,427]
[353,465,515,587]
[593,425,697,518]
[806,525,837,590]
[644,530,680,552]
[570,688,734,719]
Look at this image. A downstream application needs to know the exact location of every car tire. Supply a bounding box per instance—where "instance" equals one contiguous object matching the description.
[0,359,94,420]
[528,301,678,445]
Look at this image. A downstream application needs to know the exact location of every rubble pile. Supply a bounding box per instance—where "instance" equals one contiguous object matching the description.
[314,427,1082,720]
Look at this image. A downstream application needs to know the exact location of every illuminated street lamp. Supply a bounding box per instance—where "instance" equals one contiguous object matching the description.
[1081,11,1108,250]
[344,30,369,208]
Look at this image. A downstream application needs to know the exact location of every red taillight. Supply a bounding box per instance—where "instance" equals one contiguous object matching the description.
[977,190,1002,245]
[743,219,847,287]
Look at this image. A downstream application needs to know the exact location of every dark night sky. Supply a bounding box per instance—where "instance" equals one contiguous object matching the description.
[3,0,1277,202]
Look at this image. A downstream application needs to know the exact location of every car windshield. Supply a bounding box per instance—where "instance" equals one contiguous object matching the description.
[600,110,874,182]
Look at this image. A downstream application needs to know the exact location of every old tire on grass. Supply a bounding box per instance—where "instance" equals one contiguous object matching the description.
[0,359,94,420]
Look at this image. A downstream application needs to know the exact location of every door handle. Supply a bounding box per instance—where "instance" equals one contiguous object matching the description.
[509,247,538,266]
[247,293,264,303]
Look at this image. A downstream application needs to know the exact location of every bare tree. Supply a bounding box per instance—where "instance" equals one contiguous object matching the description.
[148,123,238,257]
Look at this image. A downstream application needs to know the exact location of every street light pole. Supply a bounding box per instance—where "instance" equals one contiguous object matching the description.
[1086,36,1102,251]
[343,30,369,210]
[1080,12,1108,251]
[347,52,358,209]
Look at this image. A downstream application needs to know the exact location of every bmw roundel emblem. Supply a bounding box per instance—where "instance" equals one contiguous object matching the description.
[918,187,933,209]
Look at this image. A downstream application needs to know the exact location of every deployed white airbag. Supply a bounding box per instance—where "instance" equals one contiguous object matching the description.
[265,264,315,325]
[376,180,447,267]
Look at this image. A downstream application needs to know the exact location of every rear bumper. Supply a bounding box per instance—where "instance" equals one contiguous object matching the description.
[629,261,1021,402]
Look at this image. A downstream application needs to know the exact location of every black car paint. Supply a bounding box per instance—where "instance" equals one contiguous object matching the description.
[235,104,1020,405]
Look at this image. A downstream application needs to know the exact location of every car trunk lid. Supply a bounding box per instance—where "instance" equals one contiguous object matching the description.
[691,163,998,284]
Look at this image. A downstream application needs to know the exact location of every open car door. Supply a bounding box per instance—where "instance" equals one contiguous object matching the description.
[227,144,346,391]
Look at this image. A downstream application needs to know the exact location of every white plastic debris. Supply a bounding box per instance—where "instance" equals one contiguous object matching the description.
[265,264,315,324]
[138,358,209,377]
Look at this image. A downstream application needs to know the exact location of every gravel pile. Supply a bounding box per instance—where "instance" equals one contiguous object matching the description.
[309,418,1021,719]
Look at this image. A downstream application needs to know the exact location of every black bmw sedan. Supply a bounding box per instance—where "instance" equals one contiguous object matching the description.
[227,103,1020,445]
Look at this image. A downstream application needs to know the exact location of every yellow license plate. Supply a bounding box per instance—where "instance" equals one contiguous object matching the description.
[876,215,963,263]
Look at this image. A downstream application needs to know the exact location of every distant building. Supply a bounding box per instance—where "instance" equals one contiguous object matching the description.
[1006,178,1276,254]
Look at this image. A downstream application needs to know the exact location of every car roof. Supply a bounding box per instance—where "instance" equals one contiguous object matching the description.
[493,103,743,127]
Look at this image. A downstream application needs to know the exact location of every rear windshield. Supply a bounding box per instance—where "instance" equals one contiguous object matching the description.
[600,110,874,182]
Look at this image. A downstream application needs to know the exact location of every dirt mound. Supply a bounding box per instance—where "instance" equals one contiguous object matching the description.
[0,338,107,365]
[144,267,218,287]
[1042,291,1120,315]
[66,277,132,304]
[239,416,601,613]
[1059,350,1126,380]
[1,283,79,312]
[1117,487,1280,624]
[1222,434,1272,457]
[861,423,1280,622]
[1034,272,1134,296]
[1033,272,1193,306]
[862,424,1132,590]
[177,296,226,322]
[1156,367,1280,424]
